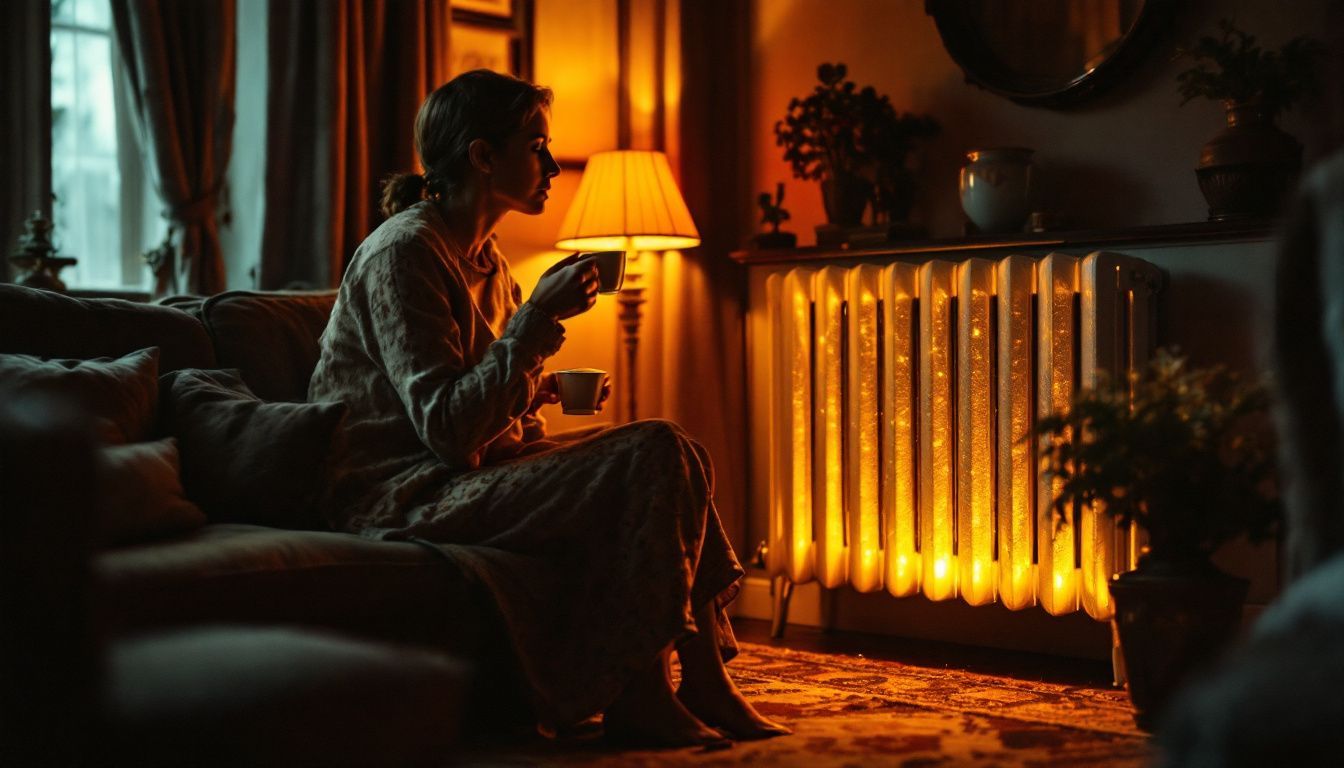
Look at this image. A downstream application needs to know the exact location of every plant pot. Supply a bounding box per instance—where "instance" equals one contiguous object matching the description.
[1195,100,1302,221]
[1109,557,1249,731]
[752,231,797,249]
[821,173,870,228]
[959,147,1035,234]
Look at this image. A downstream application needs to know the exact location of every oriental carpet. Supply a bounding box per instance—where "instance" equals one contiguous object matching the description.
[465,641,1152,767]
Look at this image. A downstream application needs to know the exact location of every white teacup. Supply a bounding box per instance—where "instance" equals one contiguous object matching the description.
[555,368,606,415]
[584,251,625,294]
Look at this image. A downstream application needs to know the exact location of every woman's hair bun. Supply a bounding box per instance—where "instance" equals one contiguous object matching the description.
[380,172,427,218]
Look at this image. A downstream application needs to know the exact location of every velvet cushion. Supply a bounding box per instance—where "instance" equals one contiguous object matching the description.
[98,438,206,546]
[102,626,466,767]
[164,368,346,529]
[0,283,215,373]
[0,347,159,444]
[202,290,337,402]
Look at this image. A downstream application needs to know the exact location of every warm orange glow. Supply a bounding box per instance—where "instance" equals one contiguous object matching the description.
[920,261,957,601]
[554,150,701,252]
[814,267,848,588]
[847,266,883,593]
[882,263,920,597]
[765,253,1150,621]
[1037,254,1080,616]
[957,260,995,606]
[997,255,1036,610]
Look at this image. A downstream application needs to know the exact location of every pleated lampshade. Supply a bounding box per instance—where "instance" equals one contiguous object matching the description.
[554,150,701,251]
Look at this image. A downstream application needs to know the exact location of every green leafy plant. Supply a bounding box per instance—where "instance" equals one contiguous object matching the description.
[1175,18,1323,117]
[773,63,939,222]
[757,183,791,234]
[1035,348,1279,562]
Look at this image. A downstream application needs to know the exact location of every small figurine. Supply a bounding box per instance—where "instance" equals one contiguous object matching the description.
[753,182,797,248]
[9,210,77,292]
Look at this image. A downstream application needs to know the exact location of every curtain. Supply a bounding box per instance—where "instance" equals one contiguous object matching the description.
[1,1,51,283]
[110,0,236,296]
[659,1,753,553]
[261,0,452,290]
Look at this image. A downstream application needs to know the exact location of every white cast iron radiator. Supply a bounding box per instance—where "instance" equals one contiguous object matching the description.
[764,252,1163,632]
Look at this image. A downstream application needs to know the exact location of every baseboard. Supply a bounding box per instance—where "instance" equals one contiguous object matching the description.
[733,571,1277,662]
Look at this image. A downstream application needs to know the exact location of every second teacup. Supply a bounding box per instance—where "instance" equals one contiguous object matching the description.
[555,368,607,415]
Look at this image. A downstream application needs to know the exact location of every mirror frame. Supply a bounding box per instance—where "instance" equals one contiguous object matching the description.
[925,0,1175,108]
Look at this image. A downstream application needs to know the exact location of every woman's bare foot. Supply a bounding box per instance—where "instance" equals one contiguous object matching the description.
[677,671,791,741]
[604,652,729,748]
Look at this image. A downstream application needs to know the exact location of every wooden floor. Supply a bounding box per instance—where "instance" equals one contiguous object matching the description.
[731,617,1117,689]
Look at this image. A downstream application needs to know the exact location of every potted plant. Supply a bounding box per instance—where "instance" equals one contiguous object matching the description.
[1036,349,1280,730]
[753,183,797,249]
[1176,19,1322,220]
[774,63,939,231]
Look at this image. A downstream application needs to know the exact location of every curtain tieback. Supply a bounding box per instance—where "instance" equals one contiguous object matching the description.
[163,188,221,225]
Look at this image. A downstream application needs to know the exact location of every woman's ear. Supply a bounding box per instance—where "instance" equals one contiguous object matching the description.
[467,138,493,174]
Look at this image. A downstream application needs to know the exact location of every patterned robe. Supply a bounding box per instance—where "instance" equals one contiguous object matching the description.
[308,201,743,727]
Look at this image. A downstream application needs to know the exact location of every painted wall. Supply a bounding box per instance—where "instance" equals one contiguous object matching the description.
[750,0,1335,241]
[741,0,1333,657]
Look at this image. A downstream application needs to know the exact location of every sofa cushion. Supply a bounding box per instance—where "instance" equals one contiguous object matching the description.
[201,290,337,402]
[98,438,206,546]
[92,525,491,651]
[0,283,215,372]
[102,626,466,767]
[0,347,160,444]
[163,368,346,529]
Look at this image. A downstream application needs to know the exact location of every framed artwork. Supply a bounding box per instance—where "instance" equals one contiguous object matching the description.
[450,23,517,77]
[450,0,532,81]
[451,0,512,18]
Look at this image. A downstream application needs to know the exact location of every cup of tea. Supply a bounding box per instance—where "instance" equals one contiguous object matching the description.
[555,368,607,415]
[584,251,625,294]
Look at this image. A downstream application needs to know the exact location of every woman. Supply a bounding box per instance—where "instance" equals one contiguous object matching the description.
[309,69,787,747]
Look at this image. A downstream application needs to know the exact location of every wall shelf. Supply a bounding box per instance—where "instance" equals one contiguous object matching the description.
[730,218,1281,266]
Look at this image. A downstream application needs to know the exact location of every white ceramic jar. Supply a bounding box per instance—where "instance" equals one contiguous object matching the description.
[959,147,1035,234]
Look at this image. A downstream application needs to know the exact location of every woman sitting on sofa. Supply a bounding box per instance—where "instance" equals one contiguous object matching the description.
[307,69,787,747]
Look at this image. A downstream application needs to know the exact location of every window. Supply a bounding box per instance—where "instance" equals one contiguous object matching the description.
[50,0,161,289]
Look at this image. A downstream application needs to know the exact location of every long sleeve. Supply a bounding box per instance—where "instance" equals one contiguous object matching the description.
[351,241,564,471]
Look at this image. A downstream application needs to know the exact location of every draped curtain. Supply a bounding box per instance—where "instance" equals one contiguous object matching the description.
[0,0,51,284]
[653,1,753,553]
[110,0,236,296]
[261,0,452,290]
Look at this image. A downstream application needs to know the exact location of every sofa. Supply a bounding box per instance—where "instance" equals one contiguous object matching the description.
[0,283,522,764]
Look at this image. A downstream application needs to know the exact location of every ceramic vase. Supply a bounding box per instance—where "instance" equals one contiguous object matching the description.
[959,147,1034,234]
[1195,99,1302,221]
[821,172,871,228]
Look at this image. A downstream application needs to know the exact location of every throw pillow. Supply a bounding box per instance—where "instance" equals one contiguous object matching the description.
[98,438,206,546]
[164,368,347,529]
[0,347,159,444]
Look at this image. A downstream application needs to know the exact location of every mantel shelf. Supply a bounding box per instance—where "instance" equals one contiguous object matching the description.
[729,218,1281,266]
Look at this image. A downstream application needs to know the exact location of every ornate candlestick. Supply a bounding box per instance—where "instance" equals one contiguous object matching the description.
[10,211,77,292]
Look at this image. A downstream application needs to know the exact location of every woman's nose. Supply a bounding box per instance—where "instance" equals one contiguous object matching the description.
[543,149,561,178]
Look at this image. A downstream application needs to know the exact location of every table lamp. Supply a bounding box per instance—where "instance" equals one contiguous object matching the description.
[555,150,700,422]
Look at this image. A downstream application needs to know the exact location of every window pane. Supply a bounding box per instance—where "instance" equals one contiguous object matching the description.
[51,23,122,288]
[73,0,111,29]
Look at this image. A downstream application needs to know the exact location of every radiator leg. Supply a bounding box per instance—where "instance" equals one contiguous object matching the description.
[769,575,794,639]
[1110,621,1128,688]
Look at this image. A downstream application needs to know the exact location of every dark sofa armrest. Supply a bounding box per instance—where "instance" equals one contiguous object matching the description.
[0,395,101,765]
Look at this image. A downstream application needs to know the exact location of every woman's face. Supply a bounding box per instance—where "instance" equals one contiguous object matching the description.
[488,108,561,216]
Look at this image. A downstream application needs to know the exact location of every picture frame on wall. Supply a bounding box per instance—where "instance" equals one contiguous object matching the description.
[451,0,511,18]
[449,0,533,80]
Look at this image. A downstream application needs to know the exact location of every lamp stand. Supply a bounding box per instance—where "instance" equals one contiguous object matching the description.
[616,250,645,423]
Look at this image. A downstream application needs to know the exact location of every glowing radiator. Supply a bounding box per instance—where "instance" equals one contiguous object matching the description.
[765,252,1161,620]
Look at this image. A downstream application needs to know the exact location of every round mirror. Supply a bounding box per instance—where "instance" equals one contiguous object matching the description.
[927,0,1173,108]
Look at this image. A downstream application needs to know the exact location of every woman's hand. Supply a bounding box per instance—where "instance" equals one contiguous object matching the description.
[596,373,612,412]
[528,372,560,414]
[529,253,599,321]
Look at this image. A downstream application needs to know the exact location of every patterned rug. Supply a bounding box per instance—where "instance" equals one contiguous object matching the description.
[464,642,1153,767]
